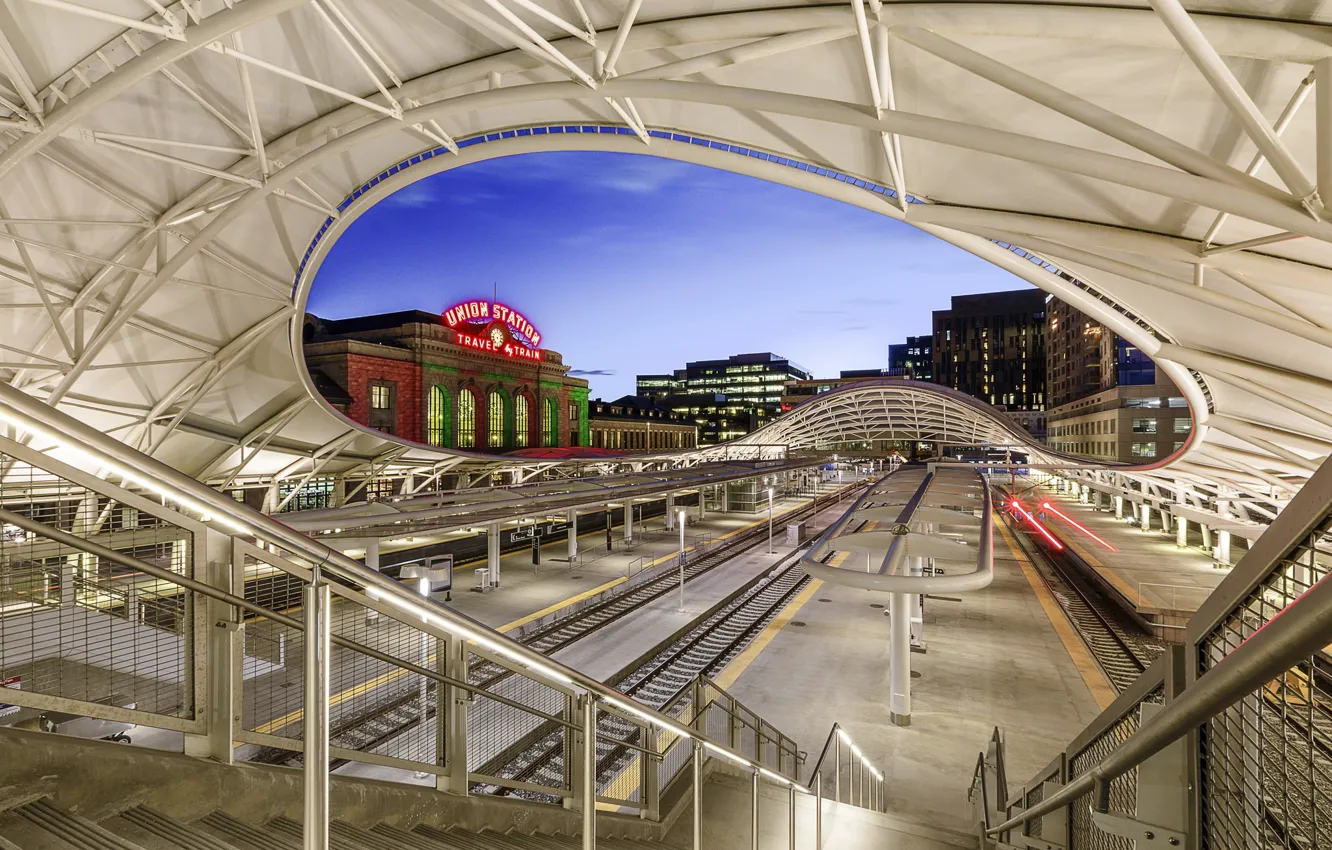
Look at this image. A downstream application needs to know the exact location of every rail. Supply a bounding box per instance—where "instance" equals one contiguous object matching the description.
[985,449,1332,849]
[0,381,840,850]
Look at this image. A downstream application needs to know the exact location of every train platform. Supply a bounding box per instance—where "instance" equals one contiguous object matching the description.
[435,492,850,632]
[1020,482,1226,620]
[702,505,1107,835]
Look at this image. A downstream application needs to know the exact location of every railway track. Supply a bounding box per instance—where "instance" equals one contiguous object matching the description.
[473,558,812,799]
[998,495,1164,693]
[248,485,850,769]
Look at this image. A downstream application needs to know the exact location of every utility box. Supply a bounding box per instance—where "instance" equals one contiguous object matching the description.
[786,522,806,546]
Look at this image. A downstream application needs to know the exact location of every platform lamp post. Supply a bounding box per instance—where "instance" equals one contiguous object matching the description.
[767,486,775,554]
[678,509,687,611]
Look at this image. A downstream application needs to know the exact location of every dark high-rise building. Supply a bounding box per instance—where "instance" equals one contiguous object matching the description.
[1045,300,1191,463]
[887,334,933,381]
[637,353,812,444]
[932,290,1047,432]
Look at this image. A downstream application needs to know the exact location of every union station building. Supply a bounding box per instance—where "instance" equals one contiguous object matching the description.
[303,303,589,452]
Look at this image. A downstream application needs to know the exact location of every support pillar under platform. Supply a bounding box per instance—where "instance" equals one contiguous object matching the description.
[889,590,911,726]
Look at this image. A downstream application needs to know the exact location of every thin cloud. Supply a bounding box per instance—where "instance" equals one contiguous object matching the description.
[569,368,617,376]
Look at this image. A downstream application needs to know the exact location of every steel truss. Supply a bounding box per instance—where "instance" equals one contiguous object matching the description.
[0,0,1330,522]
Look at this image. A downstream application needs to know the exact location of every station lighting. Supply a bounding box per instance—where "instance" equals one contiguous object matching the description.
[833,726,885,786]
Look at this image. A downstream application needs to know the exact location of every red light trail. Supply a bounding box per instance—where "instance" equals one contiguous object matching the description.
[1008,501,1064,551]
[1040,501,1119,552]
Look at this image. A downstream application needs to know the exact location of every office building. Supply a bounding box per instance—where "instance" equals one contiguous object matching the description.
[303,301,589,453]
[887,334,934,381]
[637,353,811,444]
[588,396,698,451]
[1045,299,1191,462]
[932,288,1047,436]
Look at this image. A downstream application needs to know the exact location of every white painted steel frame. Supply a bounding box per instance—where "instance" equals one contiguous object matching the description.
[1,0,1331,520]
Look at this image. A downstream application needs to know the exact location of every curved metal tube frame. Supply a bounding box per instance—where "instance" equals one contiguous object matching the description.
[799,467,994,594]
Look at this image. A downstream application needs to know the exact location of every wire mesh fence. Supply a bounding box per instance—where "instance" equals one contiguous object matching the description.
[1065,687,1164,850]
[0,444,197,722]
[1197,517,1332,850]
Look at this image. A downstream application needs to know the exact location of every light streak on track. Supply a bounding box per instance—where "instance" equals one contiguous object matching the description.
[1040,501,1118,552]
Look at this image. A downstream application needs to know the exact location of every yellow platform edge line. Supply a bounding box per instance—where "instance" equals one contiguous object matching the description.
[497,577,628,633]
[708,578,825,692]
[995,518,1117,710]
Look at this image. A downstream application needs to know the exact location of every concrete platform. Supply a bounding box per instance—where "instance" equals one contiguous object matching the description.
[707,512,1105,834]
[1024,482,1226,617]
[441,494,831,631]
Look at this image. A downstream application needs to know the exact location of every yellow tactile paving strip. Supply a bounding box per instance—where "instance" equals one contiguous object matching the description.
[995,517,1117,709]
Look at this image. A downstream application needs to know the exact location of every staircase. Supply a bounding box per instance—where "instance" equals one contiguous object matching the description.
[0,799,666,850]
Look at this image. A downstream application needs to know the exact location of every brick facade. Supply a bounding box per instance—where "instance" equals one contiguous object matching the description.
[304,311,589,452]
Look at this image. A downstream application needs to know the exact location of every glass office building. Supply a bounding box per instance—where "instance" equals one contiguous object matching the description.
[637,353,812,445]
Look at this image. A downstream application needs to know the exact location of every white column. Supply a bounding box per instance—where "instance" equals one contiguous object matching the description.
[665,493,675,531]
[624,503,635,543]
[889,590,911,726]
[1177,515,1188,548]
[1140,502,1151,532]
[1217,530,1233,566]
[1160,508,1171,533]
[1115,495,1124,519]
[721,483,729,513]
[698,488,706,521]
[488,523,501,588]
[567,508,578,562]
[1202,524,1214,551]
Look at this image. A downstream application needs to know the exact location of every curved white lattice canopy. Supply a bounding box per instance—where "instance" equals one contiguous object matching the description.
[717,379,1065,462]
[1,0,1330,515]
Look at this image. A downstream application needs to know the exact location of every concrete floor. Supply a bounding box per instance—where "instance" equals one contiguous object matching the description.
[1028,483,1226,614]
[715,512,1104,835]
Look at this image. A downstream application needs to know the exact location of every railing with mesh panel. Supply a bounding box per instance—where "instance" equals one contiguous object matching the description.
[983,453,1332,850]
[0,384,838,850]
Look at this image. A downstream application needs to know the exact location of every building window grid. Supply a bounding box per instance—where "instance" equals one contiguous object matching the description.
[488,390,506,448]
[515,394,531,447]
[458,388,477,448]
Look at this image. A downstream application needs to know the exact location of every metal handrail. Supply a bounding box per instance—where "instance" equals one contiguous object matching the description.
[987,529,1332,835]
[0,382,807,790]
[799,466,995,594]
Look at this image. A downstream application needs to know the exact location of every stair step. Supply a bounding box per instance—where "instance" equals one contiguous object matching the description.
[197,812,298,850]
[329,821,402,850]
[0,808,79,850]
[369,824,462,850]
[412,825,515,850]
[111,807,241,850]
[268,816,360,850]
[9,800,146,850]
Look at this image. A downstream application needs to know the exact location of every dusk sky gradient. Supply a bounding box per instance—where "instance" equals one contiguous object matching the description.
[310,151,1033,400]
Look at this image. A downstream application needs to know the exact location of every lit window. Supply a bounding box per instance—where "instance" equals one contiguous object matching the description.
[457,388,477,448]
[514,394,530,447]
[1132,418,1157,434]
[1131,442,1157,458]
[488,391,506,447]
[370,384,391,409]
[1174,418,1192,434]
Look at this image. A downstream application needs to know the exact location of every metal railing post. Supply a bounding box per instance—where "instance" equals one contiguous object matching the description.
[582,694,597,850]
[303,574,330,850]
[642,724,660,821]
[788,783,797,850]
[563,692,577,807]
[834,740,841,802]
[443,634,469,796]
[815,773,823,849]
[692,740,704,850]
[186,529,239,762]
[751,769,761,850]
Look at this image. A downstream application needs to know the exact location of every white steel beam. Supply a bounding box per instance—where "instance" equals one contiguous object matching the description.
[1148,0,1320,212]
[602,0,644,78]
[17,0,184,39]
[620,28,853,81]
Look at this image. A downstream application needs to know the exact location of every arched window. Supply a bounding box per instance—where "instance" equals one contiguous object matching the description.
[488,390,506,448]
[426,385,450,447]
[457,388,477,448]
[514,394,531,448]
[543,398,559,447]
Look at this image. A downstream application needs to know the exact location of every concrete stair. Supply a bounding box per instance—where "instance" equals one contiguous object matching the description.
[0,800,668,850]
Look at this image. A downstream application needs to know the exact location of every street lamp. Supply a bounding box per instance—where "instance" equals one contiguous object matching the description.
[677,508,687,611]
[767,486,775,554]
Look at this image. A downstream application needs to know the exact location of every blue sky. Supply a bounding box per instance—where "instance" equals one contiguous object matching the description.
[310,151,1031,399]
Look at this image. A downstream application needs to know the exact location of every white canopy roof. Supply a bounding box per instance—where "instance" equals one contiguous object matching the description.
[0,0,1328,510]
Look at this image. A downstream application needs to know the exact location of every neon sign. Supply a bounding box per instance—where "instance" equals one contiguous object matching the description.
[443,300,541,348]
